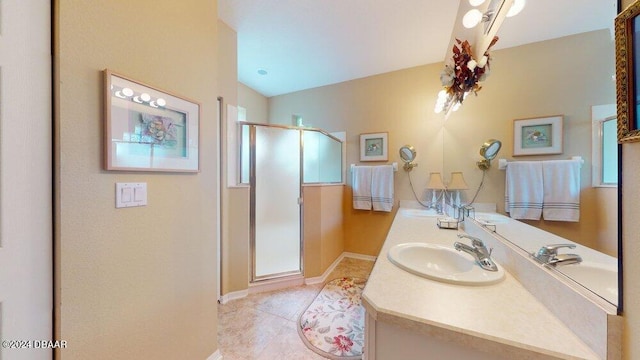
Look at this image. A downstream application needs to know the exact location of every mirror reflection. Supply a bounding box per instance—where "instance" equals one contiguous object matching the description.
[228,1,619,307]
[444,25,617,305]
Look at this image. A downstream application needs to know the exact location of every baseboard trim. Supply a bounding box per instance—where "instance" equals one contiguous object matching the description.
[305,253,345,285]
[220,252,378,302]
[218,289,249,304]
[249,275,305,295]
[206,349,223,360]
[305,252,377,285]
[343,252,377,262]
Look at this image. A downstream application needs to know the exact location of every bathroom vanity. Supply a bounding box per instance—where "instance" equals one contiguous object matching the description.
[361,205,621,359]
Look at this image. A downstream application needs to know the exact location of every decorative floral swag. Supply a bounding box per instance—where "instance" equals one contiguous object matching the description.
[440,36,499,105]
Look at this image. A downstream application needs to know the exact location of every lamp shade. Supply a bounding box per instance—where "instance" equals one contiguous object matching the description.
[426,172,446,190]
[448,172,469,190]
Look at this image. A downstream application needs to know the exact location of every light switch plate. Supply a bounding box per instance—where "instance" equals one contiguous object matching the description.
[116,182,147,208]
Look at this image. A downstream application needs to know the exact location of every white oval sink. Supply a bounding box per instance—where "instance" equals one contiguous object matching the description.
[556,262,618,305]
[387,243,505,286]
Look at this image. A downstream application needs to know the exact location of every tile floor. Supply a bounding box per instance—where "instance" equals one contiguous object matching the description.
[217,257,375,360]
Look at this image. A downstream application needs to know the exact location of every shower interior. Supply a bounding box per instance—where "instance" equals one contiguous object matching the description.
[241,123,344,282]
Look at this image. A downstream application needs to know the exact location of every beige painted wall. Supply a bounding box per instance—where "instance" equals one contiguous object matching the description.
[620,2,639,360]
[622,142,639,360]
[55,1,218,359]
[239,82,269,123]
[269,29,616,257]
[270,64,446,255]
[218,20,252,295]
[303,186,345,277]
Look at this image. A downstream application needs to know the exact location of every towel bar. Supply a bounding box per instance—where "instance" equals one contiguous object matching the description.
[350,162,398,172]
[498,156,583,170]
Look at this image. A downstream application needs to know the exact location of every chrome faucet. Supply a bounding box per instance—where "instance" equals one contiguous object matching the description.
[454,234,498,272]
[533,244,583,266]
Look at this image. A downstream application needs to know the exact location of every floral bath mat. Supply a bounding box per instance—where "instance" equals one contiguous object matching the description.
[298,277,366,359]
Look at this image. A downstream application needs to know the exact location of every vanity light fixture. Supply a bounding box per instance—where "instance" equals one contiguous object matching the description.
[463,9,485,29]
[506,0,525,17]
[463,0,525,29]
[469,0,486,6]
[112,87,166,108]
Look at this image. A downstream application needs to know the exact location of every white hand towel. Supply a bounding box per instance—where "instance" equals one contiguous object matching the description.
[542,160,580,222]
[505,161,543,220]
[371,165,394,212]
[352,166,373,210]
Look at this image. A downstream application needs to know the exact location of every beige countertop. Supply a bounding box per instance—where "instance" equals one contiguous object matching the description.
[362,209,599,359]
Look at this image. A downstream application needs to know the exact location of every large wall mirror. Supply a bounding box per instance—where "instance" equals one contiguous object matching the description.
[442,3,619,308]
[231,0,622,310]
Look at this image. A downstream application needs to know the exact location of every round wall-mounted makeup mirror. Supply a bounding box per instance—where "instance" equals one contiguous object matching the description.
[399,145,417,171]
[477,139,502,170]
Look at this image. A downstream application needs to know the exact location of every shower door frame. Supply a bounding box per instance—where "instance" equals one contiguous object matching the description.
[249,124,305,282]
[246,123,344,283]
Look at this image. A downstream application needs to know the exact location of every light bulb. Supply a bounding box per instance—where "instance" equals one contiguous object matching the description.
[156,98,166,107]
[469,0,486,6]
[507,0,525,17]
[463,9,483,29]
[140,93,151,102]
[122,87,134,97]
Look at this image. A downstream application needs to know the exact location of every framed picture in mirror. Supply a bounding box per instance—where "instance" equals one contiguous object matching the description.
[513,115,563,156]
[360,132,388,161]
[615,0,640,143]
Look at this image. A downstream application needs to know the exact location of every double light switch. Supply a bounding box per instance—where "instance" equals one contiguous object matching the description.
[116,182,147,208]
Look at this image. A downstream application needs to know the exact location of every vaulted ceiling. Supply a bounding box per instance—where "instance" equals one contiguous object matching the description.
[218,0,616,97]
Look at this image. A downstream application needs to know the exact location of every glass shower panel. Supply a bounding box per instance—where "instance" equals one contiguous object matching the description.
[253,126,301,279]
[303,130,343,183]
[240,124,250,184]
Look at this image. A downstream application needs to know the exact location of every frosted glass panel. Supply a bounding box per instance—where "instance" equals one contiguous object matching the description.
[254,126,301,278]
[240,124,250,184]
[303,130,343,183]
[602,119,618,185]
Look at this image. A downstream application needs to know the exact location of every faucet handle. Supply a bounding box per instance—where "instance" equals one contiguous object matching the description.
[538,244,576,256]
[456,234,485,248]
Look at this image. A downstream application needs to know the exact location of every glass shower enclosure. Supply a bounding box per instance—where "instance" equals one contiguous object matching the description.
[242,123,343,282]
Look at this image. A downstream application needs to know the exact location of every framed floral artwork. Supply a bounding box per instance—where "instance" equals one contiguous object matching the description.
[104,70,200,172]
[360,132,388,161]
[513,115,563,156]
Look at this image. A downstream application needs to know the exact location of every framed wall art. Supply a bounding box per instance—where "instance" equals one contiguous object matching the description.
[104,69,200,172]
[513,115,563,156]
[360,132,388,161]
[615,1,640,143]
